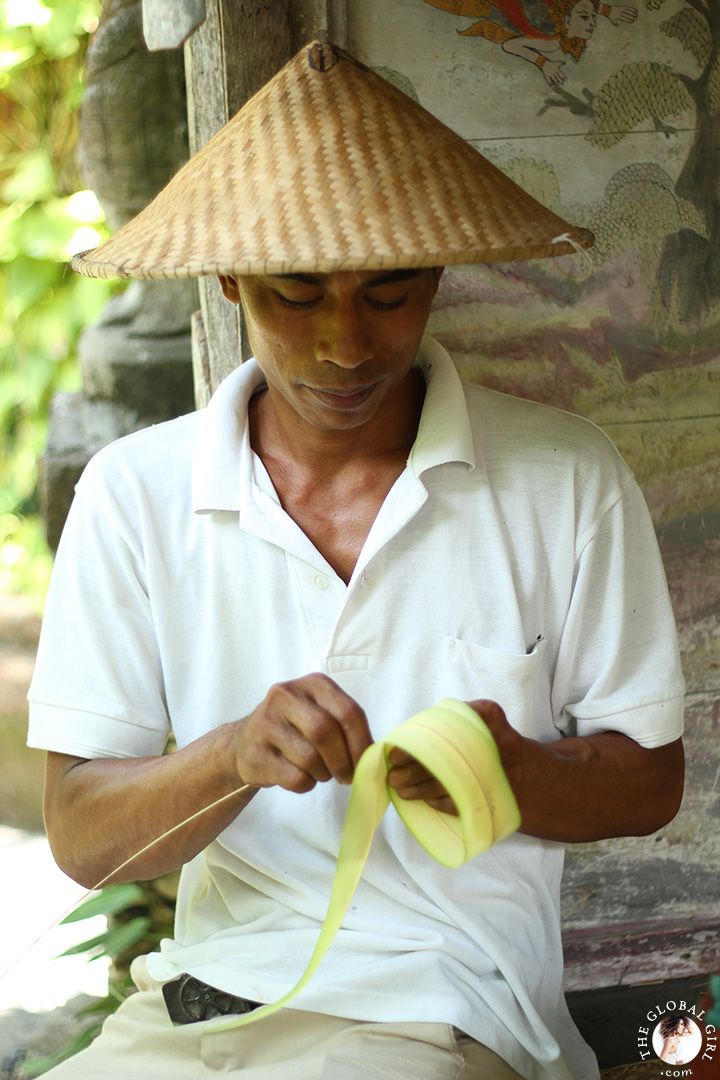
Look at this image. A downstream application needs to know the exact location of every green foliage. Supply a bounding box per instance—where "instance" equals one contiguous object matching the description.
[18,879,177,1076]
[55,879,176,980]
[586,62,692,150]
[660,7,711,70]
[58,915,153,961]
[0,511,53,599]
[59,881,146,923]
[0,0,116,606]
[67,878,175,963]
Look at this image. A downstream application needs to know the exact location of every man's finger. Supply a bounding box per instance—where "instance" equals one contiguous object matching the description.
[270,675,372,783]
[271,714,335,783]
[386,757,431,788]
[392,774,459,816]
[296,673,373,773]
[466,699,509,728]
[269,689,353,783]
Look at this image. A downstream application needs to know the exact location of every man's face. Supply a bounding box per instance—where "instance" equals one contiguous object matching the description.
[219,267,442,434]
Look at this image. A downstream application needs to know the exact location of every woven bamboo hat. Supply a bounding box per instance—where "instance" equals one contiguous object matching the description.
[71,41,593,280]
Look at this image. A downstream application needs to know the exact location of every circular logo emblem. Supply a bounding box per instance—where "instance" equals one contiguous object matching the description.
[636,999,717,1074]
[652,1015,702,1065]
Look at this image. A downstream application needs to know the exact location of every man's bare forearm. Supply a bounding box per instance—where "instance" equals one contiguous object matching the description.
[517,733,684,841]
[43,673,374,889]
[44,723,257,889]
[477,699,685,842]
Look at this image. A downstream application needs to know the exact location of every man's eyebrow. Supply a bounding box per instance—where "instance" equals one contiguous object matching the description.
[273,269,424,287]
[365,269,423,287]
[275,273,324,285]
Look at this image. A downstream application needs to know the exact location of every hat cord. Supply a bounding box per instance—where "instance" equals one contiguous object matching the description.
[551,232,594,281]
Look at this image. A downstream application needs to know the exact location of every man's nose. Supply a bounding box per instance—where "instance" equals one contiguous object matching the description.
[316,302,374,368]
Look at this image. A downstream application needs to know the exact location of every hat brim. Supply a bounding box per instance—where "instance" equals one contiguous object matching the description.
[71,42,593,281]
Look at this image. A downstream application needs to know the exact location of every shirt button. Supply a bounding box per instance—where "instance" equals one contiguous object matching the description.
[313,574,329,590]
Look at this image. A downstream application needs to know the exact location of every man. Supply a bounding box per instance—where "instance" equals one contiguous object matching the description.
[28,42,684,1080]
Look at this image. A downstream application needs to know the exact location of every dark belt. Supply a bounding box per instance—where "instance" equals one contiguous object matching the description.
[162,973,263,1024]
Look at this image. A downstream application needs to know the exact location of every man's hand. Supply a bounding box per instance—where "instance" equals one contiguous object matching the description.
[386,746,457,814]
[231,673,373,794]
[467,699,525,790]
[43,673,372,888]
[386,700,516,816]
[475,700,683,842]
[387,698,683,844]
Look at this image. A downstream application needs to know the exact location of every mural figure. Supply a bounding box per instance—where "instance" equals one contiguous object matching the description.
[421,0,637,85]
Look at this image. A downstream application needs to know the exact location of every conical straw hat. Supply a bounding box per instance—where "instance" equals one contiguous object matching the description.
[71,42,593,280]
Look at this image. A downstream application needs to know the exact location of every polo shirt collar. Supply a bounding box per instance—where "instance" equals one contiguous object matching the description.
[409,335,475,477]
[192,334,475,515]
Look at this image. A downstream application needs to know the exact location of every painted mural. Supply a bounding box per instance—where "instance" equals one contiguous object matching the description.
[421,0,638,87]
[351,0,720,979]
[357,1,720,359]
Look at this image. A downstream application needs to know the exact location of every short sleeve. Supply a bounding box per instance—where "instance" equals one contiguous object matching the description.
[27,464,171,760]
[552,475,684,747]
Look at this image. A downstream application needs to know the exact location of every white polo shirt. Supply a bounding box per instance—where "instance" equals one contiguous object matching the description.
[28,337,684,1080]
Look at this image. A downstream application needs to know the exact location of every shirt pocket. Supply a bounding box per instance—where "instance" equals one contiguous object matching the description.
[436,636,544,737]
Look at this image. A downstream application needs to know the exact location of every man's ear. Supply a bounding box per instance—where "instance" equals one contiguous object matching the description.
[431,266,445,297]
[218,274,241,304]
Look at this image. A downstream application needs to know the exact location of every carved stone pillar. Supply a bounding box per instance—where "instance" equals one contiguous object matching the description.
[42,0,196,549]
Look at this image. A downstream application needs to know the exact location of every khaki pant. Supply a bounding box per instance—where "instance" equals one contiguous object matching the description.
[40,957,524,1080]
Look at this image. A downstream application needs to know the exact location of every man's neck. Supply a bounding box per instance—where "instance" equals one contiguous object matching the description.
[246,367,426,583]
[248,366,426,479]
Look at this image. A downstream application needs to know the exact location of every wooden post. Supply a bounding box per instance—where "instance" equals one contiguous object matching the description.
[184,0,295,404]
[183,0,349,403]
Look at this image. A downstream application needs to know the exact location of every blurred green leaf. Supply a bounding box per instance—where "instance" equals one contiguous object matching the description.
[6,202,78,260]
[61,882,146,924]
[56,911,153,963]
[56,930,117,958]
[7,252,58,311]
[0,0,109,605]
[0,41,35,72]
[0,514,53,600]
[1,146,54,201]
[56,917,153,960]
